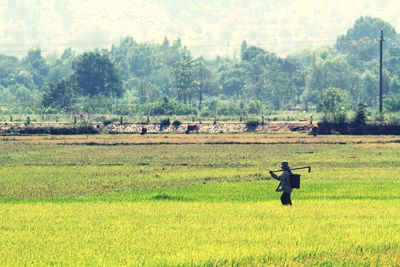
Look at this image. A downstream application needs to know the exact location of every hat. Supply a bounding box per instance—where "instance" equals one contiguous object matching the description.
[281,161,289,167]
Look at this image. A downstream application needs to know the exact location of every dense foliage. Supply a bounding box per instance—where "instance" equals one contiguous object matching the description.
[0,17,399,118]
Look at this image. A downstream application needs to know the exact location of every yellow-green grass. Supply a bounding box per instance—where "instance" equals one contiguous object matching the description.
[1,202,399,266]
[0,133,400,265]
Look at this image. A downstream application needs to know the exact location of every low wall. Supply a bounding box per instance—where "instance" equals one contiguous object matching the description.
[105,122,310,133]
[0,121,311,135]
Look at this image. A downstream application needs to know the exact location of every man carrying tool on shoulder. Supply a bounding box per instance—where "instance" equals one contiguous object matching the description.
[270,161,292,205]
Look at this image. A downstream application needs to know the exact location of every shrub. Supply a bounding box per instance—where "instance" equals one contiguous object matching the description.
[318,87,350,123]
[352,103,368,126]
[384,94,400,112]
[246,100,267,115]
[160,118,171,131]
[15,125,100,135]
[351,103,368,134]
[143,98,198,116]
[160,118,171,127]
[199,109,216,117]
[387,113,400,125]
[245,120,260,132]
[217,102,242,116]
[103,119,114,126]
[172,120,181,128]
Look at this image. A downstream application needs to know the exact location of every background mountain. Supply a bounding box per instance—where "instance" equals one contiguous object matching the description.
[0,0,399,58]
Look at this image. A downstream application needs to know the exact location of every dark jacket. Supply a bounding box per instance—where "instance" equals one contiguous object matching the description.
[271,170,292,193]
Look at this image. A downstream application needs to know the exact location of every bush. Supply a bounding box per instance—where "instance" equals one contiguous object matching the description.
[160,118,171,127]
[199,109,215,117]
[103,119,117,126]
[387,113,400,125]
[318,87,350,123]
[245,120,260,132]
[172,120,181,128]
[143,98,198,116]
[159,118,171,131]
[77,95,115,114]
[318,120,400,135]
[351,103,368,134]
[384,94,400,112]
[246,100,267,115]
[217,102,243,116]
[14,125,100,135]
[352,103,368,125]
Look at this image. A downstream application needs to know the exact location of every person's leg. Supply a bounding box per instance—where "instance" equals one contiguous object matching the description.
[282,193,292,205]
[280,193,286,205]
[281,193,290,205]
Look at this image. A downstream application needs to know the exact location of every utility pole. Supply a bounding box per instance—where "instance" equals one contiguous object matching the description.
[379,30,384,117]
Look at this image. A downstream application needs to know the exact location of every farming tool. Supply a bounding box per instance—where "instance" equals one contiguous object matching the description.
[270,166,311,174]
[269,166,311,189]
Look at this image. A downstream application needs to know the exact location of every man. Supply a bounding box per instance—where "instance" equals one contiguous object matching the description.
[270,161,292,205]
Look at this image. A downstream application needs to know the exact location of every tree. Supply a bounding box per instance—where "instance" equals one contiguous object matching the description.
[384,93,400,112]
[240,40,248,59]
[110,36,137,81]
[46,48,75,84]
[336,17,398,66]
[221,65,246,97]
[360,70,378,107]
[172,52,196,105]
[240,46,270,101]
[161,37,170,50]
[72,52,123,97]
[144,97,196,115]
[128,44,158,103]
[388,75,400,95]
[194,58,218,110]
[21,48,49,88]
[352,103,368,126]
[0,54,20,87]
[317,87,350,122]
[42,80,77,112]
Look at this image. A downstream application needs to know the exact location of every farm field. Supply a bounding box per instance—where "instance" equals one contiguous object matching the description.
[0,133,400,266]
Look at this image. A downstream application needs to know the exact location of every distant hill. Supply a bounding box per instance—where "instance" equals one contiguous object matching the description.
[0,0,399,58]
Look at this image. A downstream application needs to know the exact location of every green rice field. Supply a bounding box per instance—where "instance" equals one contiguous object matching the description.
[0,134,399,266]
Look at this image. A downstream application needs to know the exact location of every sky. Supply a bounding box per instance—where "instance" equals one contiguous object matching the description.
[0,0,399,58]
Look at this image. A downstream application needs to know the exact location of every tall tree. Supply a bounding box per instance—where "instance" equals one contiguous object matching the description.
[110,36,137,81]
[193,58,217,110]
[22,48,49,88]
[0,54,20,87]
[172,52,196,105]
[128,44,158,103]
[46,48,75,84]
[72,52,123,97]
[336,16,398,67]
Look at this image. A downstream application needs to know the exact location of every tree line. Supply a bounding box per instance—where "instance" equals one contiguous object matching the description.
[1,16,400,118]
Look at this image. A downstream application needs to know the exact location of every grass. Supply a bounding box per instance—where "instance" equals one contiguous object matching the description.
[0,133,400,265]
[2,133,400,145]
[1,201,399,266]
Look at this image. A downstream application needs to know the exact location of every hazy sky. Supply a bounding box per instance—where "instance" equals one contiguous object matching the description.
[0,0,399,57]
